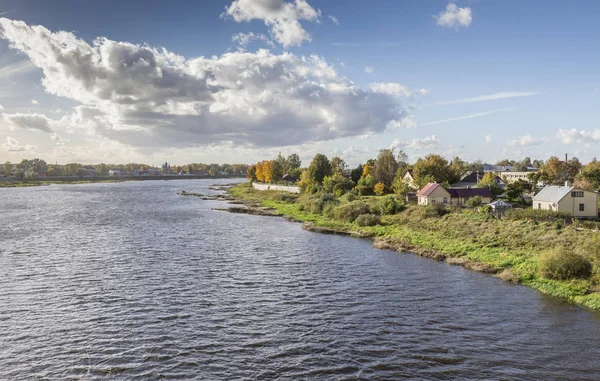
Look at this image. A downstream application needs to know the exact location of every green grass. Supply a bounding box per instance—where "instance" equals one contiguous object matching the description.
[229,182,600,311]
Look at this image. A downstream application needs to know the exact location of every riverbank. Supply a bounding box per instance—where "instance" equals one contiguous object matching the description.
[0,175,245,188]
[226,182,600,311]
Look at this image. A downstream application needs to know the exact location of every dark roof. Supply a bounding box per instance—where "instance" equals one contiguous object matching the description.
[417,182,444,197]
[281,174,297,181]
[448,188,493,198]
[459,172,482,183]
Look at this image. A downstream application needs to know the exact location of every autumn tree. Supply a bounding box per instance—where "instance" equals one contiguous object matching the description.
[307,154,332,185]
[247,165,257,181]
[476,172,504,196]
[374,149,398,187]
[540,156,581,185]
[575,159,600,191]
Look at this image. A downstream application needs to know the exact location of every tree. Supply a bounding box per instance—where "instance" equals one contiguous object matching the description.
[449,156,466,178]
[330,156,347,176]
[307,154,332,185]
[96,163,109,176]
[350,165,363,183]
[540,156,580,185]
[412,154,460,188]
[506,179,529,202]
[575,159,600,191]
[392,173,411,198]
[2,162,13,176]
[374,182,386,195]
[247,165,257,181]
[477,172,504,197]
[496,159,513,166]
[374,149,398,187]
[286,153,301,172]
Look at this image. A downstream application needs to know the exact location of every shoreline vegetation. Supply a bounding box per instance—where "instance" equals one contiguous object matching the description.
[221,182,600,311]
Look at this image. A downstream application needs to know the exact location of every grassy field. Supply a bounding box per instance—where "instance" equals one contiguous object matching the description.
[229,182,600,311]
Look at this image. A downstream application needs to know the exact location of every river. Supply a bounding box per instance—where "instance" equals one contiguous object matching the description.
[1,179,600,380]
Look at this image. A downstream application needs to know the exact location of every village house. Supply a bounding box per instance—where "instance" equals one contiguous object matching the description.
[417,182,493,206]
[402,170,416,189]
[532,185,598,218]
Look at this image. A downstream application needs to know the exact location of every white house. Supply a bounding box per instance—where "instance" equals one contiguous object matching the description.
[532,185,598,217]
[402,170,416,189]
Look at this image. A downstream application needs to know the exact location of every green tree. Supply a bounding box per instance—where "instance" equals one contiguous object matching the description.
[330,156,347,176]
[374,149,398,187]
[96,163,109,176]
[412,154,459,188]
[350,164,363,183]
[477,172,504,197]
[2,161,13,176]
[506,179,529,202]
[307,154,332,185]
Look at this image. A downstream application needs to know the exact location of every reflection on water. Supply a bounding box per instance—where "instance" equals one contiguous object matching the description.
[1,179,599,380]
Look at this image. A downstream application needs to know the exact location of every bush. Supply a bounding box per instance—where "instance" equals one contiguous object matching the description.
[374,182,386,195]
[538,247,592,280]
[310,193,338,214]
[465,196,482,208]
[379,195,404,215]
[329,201,370,222]
[355,214,381,226]
[278,193,297,203]
[354,185,374,196]
[425,203,448,217]
[505,209,570,222]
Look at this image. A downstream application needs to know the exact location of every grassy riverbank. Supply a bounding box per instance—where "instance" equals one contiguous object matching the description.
[229,182,600,311]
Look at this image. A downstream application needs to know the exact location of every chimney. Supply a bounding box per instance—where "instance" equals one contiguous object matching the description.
[565,180,570,187]
[565,153,568,163]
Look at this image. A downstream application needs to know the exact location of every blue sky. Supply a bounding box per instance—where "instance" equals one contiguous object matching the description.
[0,0,599,165]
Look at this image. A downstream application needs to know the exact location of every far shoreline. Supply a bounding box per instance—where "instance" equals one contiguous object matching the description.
[0,175,245,188]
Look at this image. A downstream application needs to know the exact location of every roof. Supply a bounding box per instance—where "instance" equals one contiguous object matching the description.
[448,188,493,198]
[532,185,574,203]
[417,182,444,197]
[489,200,512,207]
[459,172,483,183]
[403,169,414,178]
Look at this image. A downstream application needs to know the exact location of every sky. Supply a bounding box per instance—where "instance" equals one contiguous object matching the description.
[0,0,599,166]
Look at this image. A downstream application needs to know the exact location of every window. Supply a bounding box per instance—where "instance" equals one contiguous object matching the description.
[580,203,585,212]
[443,198,448,204]
[538,203,541,209]
[572,191,584,198]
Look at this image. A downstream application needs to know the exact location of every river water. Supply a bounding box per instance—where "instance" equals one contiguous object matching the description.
[1,179,600,380]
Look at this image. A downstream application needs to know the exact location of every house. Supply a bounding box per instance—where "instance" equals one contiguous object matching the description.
[108,169,126,176]
[532,185,598,217]
[417,183,452,205]
[402,170,416,189]
[448,188,493,205]
[451,172,505,189]
[281,174,297,182]
[417,182,493,206]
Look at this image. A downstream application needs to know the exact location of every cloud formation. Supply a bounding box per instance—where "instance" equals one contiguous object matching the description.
[421,108,510,126]
[2,112,52,132]
[364,66,373,74]
[3,136,37,152]
[508,134,549,147]
[408,135,440,149]
[232,32,273,51]
[369,82,412,97]
[222,0,321,48]
[433,92,538,105]
[556,128,600,144]
[0,18,408,149]
[435,3,472,28]
[328,15,339,26]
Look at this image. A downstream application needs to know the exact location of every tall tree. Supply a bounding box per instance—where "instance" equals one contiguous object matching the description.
[307,154,332,185]
[374,149,398,187]
[330,156,347,176]
[412,154,460,188]
[2,162,13,176]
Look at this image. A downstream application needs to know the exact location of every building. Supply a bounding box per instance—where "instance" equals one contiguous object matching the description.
[402,170,416,189]
[417,182,493,206]
[281,174,297,182]
[448,188,493,205]
[451,172,505,189]
[532,185,598,217]
[417,183,451,205]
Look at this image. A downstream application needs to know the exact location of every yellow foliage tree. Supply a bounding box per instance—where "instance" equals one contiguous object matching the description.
[374,182,386,195]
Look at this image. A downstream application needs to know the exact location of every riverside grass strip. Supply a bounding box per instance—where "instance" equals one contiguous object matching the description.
[228,182,600,311]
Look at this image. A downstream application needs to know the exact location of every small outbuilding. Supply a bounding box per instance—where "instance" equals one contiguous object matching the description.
[281,174,297,183]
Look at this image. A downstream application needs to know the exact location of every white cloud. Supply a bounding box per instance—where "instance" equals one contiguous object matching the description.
[433,92,538,105]
[222,0,321,48]
[388,114,417,129]
[508,135,549,147]
[231,32,273,51]
[416,88,429,95]
[0,18,409,149]
[0,104,3,111]
[389,138,407,150]
[421,108,510,126]
[0,59,35,78]
[2,136,37,152]
[364,66,373,74]
[435,3,472,28]
[369,82,412,97]
[408,135,439,150]
[485,134,493,143]
[556,128,600,144]
[31,99,39,105]
[2,112,52,132]
[328,15,339,26]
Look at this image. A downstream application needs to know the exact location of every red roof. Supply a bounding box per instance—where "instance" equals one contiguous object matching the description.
[417,182,442,197]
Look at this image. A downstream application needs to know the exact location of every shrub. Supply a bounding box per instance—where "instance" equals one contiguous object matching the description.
[355,214,381,226]
[278,193,297,203]
[310,193,338,214]
[465,196,482,208]
[538,247,592,280]
[354,185,374,196]
[505,209,570,222]
[330,201,370,222]
[379,195,404,215]
[374,182,386,195]
[425,203,448,217]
